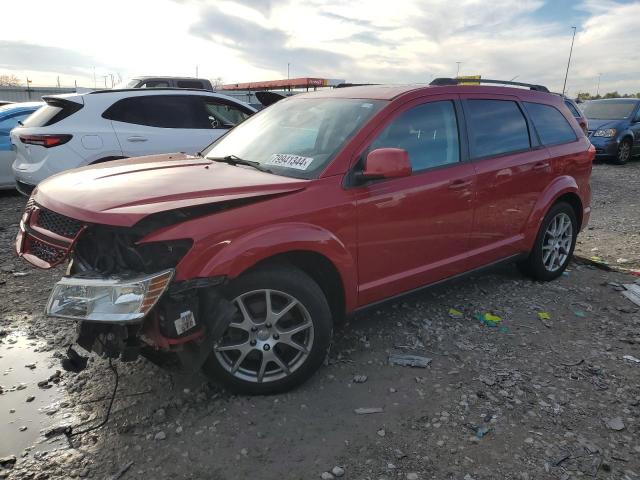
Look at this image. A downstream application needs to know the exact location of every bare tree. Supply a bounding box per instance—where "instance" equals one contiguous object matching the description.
[211,77,224,89]
[0,74,21,87]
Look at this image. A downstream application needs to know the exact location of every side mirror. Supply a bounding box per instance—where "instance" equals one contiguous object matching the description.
[359,148,412,181]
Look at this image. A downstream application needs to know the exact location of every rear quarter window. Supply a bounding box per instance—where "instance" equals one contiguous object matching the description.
[177,80,206,89]
[564,100,581,118]
[524,102,577,146]
[22,100,82,127]
[465,99,531,158]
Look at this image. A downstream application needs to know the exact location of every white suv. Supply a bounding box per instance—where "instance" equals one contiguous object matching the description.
[11,89,256,195]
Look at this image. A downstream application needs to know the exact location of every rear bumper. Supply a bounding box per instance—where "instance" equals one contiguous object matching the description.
[15,180,35,196]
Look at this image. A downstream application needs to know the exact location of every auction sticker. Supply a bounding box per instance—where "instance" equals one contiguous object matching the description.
[174,310,196,335]
[265,154,313,170]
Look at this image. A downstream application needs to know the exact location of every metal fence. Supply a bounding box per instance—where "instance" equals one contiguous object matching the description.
[0,87,76,102]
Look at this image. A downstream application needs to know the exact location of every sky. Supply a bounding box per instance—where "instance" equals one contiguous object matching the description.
[0,0,638,95]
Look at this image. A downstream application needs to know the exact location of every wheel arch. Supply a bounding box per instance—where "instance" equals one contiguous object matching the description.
[523,176,583,249]
[248,251,347,323]
[89,155,128,165]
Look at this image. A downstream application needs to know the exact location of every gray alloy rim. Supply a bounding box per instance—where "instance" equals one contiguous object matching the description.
[542,212,573,272]
[214,289,314,384]
[619,142,631,162]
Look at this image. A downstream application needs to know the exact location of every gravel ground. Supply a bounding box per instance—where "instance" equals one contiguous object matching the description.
[1,162,639,480]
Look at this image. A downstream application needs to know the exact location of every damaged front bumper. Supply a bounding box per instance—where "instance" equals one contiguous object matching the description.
[46,269,174,323]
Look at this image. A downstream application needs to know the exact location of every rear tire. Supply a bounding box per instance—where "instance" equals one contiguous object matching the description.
[203,265,332,395]
[613,138,632,165]
[517,202,577,281]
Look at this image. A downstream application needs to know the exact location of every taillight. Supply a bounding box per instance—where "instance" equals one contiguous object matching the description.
[19,134,72,148]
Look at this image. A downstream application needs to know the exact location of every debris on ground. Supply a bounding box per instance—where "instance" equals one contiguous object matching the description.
[475,312,503,327]
[352,375,368,383]
[622,283,640,306]
[388,353,432,368]
[537,311,552,328]
[354,407,384,415]
[448,308,464,319]
[623,354,640,364]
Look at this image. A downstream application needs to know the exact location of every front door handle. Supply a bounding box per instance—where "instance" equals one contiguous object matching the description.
[127,136,148,142]
[448,179,472,190]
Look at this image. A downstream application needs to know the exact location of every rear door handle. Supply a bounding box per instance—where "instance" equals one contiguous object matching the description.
[448,179,472,190]
[127,136,148,142]
[533,161,550,170]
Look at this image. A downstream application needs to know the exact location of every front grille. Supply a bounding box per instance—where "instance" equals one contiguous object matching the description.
[30,238,66,264]
[37,209,83,238]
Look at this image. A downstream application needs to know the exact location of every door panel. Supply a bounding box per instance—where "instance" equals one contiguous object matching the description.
[461,95,551,268]
[355,97,475,306]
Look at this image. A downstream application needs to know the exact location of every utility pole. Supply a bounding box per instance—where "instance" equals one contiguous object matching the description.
[456,62,462,78]
[57,76,60,88]
[562,26,577,96]
[26,77,32,100]
[596,73,601,97]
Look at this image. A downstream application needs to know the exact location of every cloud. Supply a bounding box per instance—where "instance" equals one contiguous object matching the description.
[189,6,351,76]
[0,41,107,76]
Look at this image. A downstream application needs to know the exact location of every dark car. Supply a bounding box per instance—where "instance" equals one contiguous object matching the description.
[121,76,213,91]
[563,97,588,134]
[583,98,640,164]
[17,79,594,394]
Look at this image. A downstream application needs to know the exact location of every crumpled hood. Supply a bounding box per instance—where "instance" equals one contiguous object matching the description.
[586,119,625,131]
[33,153,309,227]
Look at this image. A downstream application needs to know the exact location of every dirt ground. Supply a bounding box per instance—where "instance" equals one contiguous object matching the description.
[1,161,639,480]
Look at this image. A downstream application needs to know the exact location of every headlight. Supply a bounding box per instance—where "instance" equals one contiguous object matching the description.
[593,128,617,137]
[46,269,174,322]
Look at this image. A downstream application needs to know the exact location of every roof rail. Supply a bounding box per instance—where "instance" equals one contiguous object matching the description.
[430,78,549,93]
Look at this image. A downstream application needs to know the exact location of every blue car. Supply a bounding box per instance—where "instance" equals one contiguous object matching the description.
[0,102,43,189]
[583,98,640,165]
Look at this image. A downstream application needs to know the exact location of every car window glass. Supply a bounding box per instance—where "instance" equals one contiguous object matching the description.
[0,113,30,130]
[583,101,637,119]
[202,100,251,128]
[370,101,460,171]
[177,80,205,89]
[139,81,170,88]
[103,95,204,128]
[564,101,581,118]
[466,100,530,158]
[525,102,577,146]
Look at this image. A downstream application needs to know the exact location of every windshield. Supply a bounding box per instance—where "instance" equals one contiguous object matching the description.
[203,97,385,179]
[583,101,637,120]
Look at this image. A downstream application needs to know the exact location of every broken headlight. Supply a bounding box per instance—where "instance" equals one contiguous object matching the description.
[46,269,174,323]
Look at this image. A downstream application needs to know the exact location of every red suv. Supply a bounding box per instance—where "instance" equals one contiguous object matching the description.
[16,79,594,394]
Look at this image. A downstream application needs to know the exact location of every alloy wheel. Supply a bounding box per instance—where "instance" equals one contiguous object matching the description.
[542,212,573,272]
[214,289,314,383]
[619,141,631,163]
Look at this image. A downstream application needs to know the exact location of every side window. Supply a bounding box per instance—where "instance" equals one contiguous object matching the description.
[525,102,578,146]
[139,80,170,88]
[202,99,251,129]
[103,95,206,129]
[466,100,530,158]
[564,100,581,118]
[177,80,205,89]
[0,113,31,130]
[370,101,460,172]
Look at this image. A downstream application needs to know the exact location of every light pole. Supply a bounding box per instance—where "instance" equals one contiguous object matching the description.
[455,62,462,78]
[562,26,577,96]
[596,73,601,97]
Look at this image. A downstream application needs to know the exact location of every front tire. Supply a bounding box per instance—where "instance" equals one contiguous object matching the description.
[203,265,332,394]
[613,138,632,165]
[518,202,577,281]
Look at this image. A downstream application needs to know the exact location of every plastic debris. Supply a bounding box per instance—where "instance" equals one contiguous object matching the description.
[623,355,640,364]
[475,426,490,438]
[475,313,502,327]
[388,353,432,368]
[354,407,384,415]
[622,284,640,307]
[448,308,464,319]
[573,310,587,318]
[352,375,368,384]
[537,311,552,328]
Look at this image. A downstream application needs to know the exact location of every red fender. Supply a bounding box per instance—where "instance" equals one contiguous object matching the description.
[522,175,583,250]
[144,222,358,312]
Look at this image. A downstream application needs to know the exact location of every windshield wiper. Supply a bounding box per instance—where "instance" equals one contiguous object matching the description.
[209,155,272,173]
